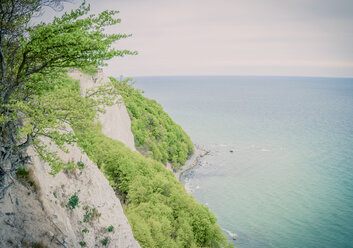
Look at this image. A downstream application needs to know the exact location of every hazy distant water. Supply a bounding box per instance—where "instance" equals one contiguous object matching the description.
[133,76,353,248]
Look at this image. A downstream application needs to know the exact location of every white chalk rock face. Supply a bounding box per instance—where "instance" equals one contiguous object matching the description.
[0,134,140,247]
[27,132,140,248]
[0,69,140,247]
[68,69,136,151]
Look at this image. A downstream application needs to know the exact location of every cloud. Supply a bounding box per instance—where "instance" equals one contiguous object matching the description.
[41,0,353,77]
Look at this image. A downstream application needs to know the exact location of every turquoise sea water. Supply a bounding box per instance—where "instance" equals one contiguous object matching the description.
[133,76,353,248]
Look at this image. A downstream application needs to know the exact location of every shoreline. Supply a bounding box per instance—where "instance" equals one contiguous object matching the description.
[174,144,209,181]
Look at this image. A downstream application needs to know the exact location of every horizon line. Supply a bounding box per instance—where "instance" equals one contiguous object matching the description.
[109,73,353,80]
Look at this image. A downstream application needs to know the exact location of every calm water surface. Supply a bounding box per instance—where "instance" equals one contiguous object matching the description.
[134,76,353,248]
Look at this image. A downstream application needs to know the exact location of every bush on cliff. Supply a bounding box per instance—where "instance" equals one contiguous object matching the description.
[109,78,194,168]
[74,120,231,248]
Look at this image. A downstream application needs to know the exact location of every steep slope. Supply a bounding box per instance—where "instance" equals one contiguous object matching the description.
[68,69,136,151]
[0,69,231,248]
[0,171,62,247]
[0,129,140,248]
[110,77,194,168]
[0,69,140,247]
[71,72,232,248]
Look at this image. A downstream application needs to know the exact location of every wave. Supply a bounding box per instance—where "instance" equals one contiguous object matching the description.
[222,228,237,240]
[260,148,270,152]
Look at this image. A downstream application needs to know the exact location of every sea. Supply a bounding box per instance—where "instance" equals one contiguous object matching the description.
[133,76,353,248]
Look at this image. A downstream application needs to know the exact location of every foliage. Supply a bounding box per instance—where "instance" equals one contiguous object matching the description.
[66,192,79,210]
[16,166,30,179]
[83,205,101,223]
[110,77,194,168]
[77,161,85,169]
[79,241,86,247]
[16,166,36,189]
[101,237,109,246]
[82,228,89,233]
[0,1,231,246]
[80,64,98,76]
[12,63,229,246]
[107,225,114,232]
[74,115,231,248]
[0,0,136,196]
[29,242,45,248]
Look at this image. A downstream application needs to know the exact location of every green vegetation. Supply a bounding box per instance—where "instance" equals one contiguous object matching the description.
[80,64,98,76]
[101,237,109,246]
[82,228,90,233]
[47,69,230,247]
[74,116,231,248]
[83,205,101,223]
[107,225,114,232]
[29,242,45,248]
[16,167,30,183]
[61,160,85,173]
[0,0,136,191]
[110,78,193,168]
[66,192,79,210]
[77,161,85,169]
[16,167,36,190]
[79,241,87,247]
[0,1,231,247]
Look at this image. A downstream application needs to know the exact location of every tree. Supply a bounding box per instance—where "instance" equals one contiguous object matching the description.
[0,0,136,198]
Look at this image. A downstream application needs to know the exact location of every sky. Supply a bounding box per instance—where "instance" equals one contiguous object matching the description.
[43,0,353,78]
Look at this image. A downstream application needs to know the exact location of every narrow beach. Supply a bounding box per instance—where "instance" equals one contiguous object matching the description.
[175,145,209,181]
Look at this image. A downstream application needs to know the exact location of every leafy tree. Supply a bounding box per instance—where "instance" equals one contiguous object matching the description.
[0,0,136,197]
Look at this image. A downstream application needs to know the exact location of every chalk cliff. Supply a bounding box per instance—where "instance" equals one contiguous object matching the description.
[0,70,140,248]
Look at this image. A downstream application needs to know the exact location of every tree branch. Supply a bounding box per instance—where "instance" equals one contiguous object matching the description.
[17,134,32,152]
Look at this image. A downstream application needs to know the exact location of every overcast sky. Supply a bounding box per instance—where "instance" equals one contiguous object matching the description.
[44,0,353,78]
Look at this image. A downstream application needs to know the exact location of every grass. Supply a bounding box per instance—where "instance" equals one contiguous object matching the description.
[16,166,36,190]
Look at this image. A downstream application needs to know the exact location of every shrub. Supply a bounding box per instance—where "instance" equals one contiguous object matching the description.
[79,241,86,247]
[16,166,36,190]
[77,161,85,169]
[107,225,114,232]
[66,192,79,210]
[101,237,109,246]
[16,166,29,179]
[63,162,76,172]
[83,205,101,223]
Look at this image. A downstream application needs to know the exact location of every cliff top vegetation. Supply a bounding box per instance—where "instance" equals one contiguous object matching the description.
[0,0,135,196]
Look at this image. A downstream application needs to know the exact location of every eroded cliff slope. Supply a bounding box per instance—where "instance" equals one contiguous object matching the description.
[0,70,140,248]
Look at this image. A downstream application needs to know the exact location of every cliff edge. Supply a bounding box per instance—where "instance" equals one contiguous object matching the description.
[0,70,140,248]
[68,69,136,151]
